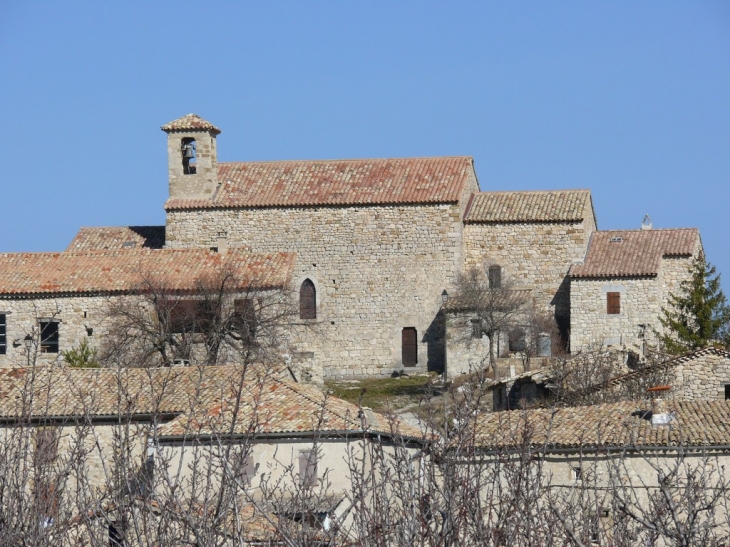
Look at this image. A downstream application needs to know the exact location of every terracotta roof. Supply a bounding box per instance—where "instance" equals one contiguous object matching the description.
[157,372,423,440]
[463,189,592,223]
[0,365,423,441]
[161,113,221,134]
[164,156,475,210]
[0,248,293,296]
[66,226,165,251]
[471,399,730,450]
[569,228,699,278]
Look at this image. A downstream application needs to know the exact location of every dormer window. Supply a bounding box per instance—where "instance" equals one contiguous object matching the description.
[181,138,196,175]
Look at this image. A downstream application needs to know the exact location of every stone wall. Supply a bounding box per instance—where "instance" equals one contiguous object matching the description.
[569,253,697,353]
[0,294,117,368]
[165,193,478,378]
[462,211,595,322]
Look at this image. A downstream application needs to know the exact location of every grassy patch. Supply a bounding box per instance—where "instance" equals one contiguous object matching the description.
[325,374,435,414]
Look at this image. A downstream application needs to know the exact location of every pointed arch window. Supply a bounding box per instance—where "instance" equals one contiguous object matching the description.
[300,279,316,320]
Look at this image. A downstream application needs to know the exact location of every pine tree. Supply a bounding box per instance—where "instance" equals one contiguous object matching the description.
[658,257,730,354]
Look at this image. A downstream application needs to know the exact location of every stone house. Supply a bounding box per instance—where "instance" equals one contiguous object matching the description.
[463,398,730,544]
[569,226,702,353]
[0,247,294,369]
[0,363,423,544]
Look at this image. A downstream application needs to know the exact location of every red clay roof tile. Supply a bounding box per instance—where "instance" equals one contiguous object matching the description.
[569,228,699,278]
[66,226,165,251]
[0,248,293,295]
[164,156,475,210]
[161,113,221,134]
[464,189,592,223]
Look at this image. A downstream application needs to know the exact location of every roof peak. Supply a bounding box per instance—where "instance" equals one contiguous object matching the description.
[161,113,221,134]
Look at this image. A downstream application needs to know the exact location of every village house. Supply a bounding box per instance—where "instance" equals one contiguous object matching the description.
[0,363,423,544]
[461,397,730,544]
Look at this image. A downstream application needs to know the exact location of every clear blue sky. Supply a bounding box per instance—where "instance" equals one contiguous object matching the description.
[1,2,729,291]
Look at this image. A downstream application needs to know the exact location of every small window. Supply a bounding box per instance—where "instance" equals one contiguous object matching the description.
[109,522,125,547]
[571,466,583,482]
[234,299,257,345]
[402,327,418,367]
[724,385,730,401]
[300,279,316,320]
[168,300,213,334]
[242,453,256,486]
[0,314,5,355]
[607,292,620,315]
[299,449,317,487]
[471,319,482,339]
[181,137,196,175]
[488,265,502,289]
[39,321,59,354]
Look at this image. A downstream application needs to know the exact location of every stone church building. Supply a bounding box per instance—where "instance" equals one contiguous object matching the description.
[0,114,702,379]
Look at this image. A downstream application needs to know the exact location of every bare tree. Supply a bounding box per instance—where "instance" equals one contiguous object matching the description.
[449,262,530,380]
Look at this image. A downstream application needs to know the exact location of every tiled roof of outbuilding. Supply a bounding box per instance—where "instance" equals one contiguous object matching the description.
[164,156,475,210]
[66,226,165,251]
[0,366,423,441]
[0,248,293,295]
[471,399,730,450]
[569,228,699,279]
[161,113,221,134]
[463,189,592,223]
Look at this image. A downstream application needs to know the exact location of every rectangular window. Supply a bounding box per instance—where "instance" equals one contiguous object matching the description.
[39,321,59,354]
[571,466,583,482]
[234,299,257,345]
[168,299,215,334]
[299,449,317,487]
[471,319,481,339]
[725,385,730,401]
[606,292,621,315]
[0,314,6,355]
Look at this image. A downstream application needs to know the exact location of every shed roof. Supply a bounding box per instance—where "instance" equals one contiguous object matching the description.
[164,156,475,210]
[463,189,592,223]
[569,228,699,279]
[66,226,165,251]
[0,248,293,296]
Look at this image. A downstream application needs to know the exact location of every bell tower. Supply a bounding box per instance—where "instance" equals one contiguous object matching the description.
[161,114,221,199]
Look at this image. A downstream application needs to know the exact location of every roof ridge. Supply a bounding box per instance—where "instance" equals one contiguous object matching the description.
[476,188,591,195]
[218,155,473,165]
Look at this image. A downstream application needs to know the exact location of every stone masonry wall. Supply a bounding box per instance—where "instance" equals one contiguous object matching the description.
[0,295,119,368]
[570,277,660,352]
[165,199,474,378]
[462,215,594,321]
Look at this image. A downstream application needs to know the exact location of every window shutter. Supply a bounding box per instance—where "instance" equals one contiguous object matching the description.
[607,292,621,315]
[299,450,317,487]
[300,280,316,319]
[402,327,418,367]
[234,299,257,345]
[488,265,502,289]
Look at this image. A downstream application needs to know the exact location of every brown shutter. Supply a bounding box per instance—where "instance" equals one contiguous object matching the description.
[234,299,257,344]
[300,280,316,319]
[402,327,418,367]
[488,265,502,289]
[607,292,621,315]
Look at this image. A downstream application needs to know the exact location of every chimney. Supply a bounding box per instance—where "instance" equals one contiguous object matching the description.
[647,385,673,425]
[641,214,652,230]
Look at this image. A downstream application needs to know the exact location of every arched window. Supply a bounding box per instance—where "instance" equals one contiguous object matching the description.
[488,265,502,289]
[402,327,418,367]
[181,137,196,175]
[300,279,316,319]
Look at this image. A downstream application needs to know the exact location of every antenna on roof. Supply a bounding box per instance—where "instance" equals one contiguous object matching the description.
[641,214,652,230]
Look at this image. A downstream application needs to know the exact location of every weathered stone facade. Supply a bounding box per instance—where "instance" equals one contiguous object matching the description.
[569,229,701,352]
[166,199,474,378]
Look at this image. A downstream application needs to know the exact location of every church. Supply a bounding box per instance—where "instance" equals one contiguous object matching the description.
[0,114,701,379]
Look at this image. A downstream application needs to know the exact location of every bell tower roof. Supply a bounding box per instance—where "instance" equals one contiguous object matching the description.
[161,113,221,135]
